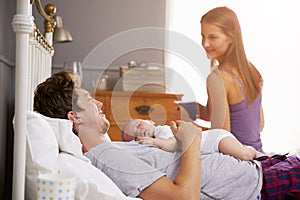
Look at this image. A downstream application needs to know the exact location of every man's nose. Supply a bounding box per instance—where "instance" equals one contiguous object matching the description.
[93,99,103,108]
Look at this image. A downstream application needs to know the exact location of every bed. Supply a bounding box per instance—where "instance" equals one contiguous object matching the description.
[12,0,141,199]
[12,1,300,199]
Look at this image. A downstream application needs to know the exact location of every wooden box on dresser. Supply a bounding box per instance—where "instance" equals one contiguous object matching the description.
[94,91,183,141]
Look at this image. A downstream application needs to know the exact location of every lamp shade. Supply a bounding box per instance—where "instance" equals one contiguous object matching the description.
[53,15,73,43]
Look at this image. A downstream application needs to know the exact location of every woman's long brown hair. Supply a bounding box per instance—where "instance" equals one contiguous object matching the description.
[201,7,263,105]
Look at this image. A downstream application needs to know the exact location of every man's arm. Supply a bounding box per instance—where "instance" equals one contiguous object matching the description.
[138,122,202,200]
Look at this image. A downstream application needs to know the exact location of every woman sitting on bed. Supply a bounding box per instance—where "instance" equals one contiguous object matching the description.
[33,71,300,200]
[177,6,265,153]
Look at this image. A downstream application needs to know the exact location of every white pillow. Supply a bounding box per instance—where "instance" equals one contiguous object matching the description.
[25,110,59,200]
[38,114,138,199]
[25,111,138,200]
[58,153,141,200]
[42,115,87,161]
[42,115,111,160]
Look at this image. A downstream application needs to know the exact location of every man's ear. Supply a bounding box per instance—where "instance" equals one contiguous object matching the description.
[68,111,83,124]
[67,111,76,122]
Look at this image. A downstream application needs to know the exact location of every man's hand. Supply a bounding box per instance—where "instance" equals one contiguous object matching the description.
[170,121,202,149]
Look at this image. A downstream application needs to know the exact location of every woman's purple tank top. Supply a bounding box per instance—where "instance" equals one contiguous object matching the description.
[220,68,264,153]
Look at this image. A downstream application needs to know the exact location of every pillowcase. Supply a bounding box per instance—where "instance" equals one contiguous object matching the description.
[42,114,111,160]
[25,111,136,200]
[58,153,142,200]
[25,110,59,200]
[41,115,87,161]
[39,113,138,199]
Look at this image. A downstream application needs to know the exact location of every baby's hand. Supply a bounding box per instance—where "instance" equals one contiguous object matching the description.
[137,137,154,145]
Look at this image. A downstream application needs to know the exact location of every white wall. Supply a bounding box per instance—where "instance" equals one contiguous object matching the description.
[166,0,300,153]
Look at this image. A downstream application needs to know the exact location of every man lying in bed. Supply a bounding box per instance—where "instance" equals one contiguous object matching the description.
[33,71,300,200]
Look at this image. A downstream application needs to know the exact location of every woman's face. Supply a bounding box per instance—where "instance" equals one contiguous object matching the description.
[201,22,232,61]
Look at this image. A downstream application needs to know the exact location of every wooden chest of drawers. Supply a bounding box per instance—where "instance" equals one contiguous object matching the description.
[94,91,183,141]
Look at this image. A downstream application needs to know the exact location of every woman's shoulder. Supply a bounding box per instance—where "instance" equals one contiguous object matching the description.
[207,69,222,82]
[207,67,236,85]
[208,67,245,102]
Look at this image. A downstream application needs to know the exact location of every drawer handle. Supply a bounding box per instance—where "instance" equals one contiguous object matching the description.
[135,105,151,115]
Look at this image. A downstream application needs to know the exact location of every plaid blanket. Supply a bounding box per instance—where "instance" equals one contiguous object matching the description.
[256,154,300,200]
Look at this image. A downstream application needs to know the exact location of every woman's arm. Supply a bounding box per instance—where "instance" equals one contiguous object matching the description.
[207,72,231,131]
[198,102,211,121]
[138,121,202,200]
[198,86,211,121]
[260,106,264,132]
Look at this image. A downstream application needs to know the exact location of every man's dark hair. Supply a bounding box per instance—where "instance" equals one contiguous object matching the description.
[33,71,76,119]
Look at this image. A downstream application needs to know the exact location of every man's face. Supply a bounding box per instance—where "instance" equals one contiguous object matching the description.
[75,89,110,134]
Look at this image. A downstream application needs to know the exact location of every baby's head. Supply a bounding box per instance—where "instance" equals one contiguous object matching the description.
[121,119,156,141]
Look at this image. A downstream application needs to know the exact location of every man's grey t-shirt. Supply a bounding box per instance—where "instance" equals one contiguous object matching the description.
[85,141,262,199]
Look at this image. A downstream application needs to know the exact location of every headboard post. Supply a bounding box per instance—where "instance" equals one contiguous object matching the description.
[11,0,34,198]
[11,0,55,199]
